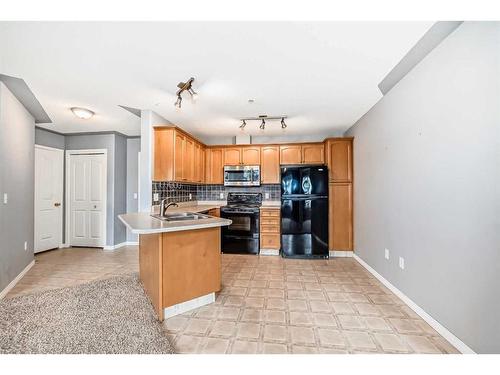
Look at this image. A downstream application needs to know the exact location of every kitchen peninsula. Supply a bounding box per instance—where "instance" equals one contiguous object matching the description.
[119,211,231,321]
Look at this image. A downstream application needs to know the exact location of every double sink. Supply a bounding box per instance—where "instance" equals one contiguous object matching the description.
[151,212,212,222]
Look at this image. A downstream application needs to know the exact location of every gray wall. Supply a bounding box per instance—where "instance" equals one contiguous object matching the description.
[0,82,35,292]
[345,22,500,353]
[126,138,140,242]
[65,134,117,247]
[34,127,65,150]
[113,134,127,245]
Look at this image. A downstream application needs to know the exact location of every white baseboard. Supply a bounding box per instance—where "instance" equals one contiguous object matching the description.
[103,241,139,251]
[329,250,354,258]
[164,292,215,319]
[353,253,475,354]
[59,243,70,248]
[260,249,280,256]
[0,260,35,300]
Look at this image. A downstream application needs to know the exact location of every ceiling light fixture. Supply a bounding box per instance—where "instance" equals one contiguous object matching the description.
[71,107,94,120]
[239,115,287,131]
[174,77,197,108]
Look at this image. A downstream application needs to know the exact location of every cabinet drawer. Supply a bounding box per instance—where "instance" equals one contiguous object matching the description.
[260,224,280,233]
[260,234,280,249]
[261,217,280,226]
[261,209,280,217]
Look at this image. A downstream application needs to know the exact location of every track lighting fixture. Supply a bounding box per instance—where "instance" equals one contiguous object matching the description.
[174,77,197,108]
[260,119,266,130]
[239,115,287,131]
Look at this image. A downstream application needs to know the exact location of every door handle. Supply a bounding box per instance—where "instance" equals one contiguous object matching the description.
[54,202,61,207]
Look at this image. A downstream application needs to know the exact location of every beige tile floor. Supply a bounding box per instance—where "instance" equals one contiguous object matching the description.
[7,246,459,354]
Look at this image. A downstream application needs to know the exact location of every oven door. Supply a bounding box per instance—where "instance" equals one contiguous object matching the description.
[221,211,259,238]
[224,166,260,186]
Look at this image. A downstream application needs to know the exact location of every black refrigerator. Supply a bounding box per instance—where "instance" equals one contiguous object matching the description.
[281,165,329,258]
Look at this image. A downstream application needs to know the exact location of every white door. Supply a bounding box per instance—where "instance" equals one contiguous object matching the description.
[69,153,106,247]
[34,146,64,253]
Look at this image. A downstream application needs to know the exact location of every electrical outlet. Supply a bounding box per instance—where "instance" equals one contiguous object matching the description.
[3,193,7,204]
[189,193,192,200]
[384,248,390,260]
[133,193,138,200]
[153,193,159,202]
[265,192,270,199]
[399,257,405,270]
[24,241,28,251]
[219,192,224,199]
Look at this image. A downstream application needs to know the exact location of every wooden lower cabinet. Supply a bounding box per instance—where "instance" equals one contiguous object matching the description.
[260,207,281,251]
[207,208,220,217]
[329,183,353,251]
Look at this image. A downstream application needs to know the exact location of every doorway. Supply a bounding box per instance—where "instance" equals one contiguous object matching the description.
[34,145,64,253]
[65,149,107,247]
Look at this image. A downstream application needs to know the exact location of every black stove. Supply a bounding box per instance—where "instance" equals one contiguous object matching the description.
[220,193,262,254]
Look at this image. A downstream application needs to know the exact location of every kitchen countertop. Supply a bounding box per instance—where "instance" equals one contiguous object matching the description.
[118,212,232,235]
[261,201,281,208]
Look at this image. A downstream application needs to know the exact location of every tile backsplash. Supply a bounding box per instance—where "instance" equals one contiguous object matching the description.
[152,182,280,204]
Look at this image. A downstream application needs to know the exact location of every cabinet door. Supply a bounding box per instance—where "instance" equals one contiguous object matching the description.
[241,146,261,165]
[193,143,201,183]
[261,146,280,184]
[198,145,205,183]
[302,144,325,164]
[280,145,302,165]
[224,147,241,165]
[327,140,352,182]
[153,128,174,181]
[329,183,353,251]
[207,148,224,184]
[174,132,185,181]
[184,137,195,182]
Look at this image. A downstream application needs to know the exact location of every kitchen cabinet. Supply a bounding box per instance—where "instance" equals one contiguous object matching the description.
[207,208,220,217]
[223,146,261,165]
[261,146,280,184]
[224,147,241,165]
[260,207,280,252]
[279,145,302,164]
[326,138,353,182]
[329,182,353,251]
[153,127,205,183]
[302,143,325,164]
[206,148,224,184]
[280,143,324,165]
[194,143,205,183]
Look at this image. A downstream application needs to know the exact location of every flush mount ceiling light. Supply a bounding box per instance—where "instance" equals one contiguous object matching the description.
[174,77,197,108]
[239,115,288,131]
[71,107,94,120]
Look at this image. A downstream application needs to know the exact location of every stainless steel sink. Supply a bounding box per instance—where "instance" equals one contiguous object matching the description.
[151,212,211,222]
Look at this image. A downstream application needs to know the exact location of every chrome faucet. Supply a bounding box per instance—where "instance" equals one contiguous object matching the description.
[160,199,178,216]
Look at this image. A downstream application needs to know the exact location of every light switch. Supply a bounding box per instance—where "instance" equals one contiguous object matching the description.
[133,193,138,200]
[153,193,159,202]
[219,192,224,199]
[265,193,270,199]
[3,193,7,204]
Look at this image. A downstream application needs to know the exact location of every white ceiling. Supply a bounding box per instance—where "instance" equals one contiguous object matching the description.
[0,22,432,137]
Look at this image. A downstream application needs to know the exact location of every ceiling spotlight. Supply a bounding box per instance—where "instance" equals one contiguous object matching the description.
[187,87,198,101]
[281,117,287,129]
[174,95,182,109]
[71,107,94,120]
[260,119,266,130]
[239,120,246,129]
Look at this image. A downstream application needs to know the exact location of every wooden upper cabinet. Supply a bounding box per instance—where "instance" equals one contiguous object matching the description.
[206,148,223,184]
[174,132,185,181]
[195,144,205,183]
[184,137,194,182]
[280,145,302,165]
[326,138,353,182]
[153,127,175,181]
[302,144,325,164]
[329,183,353,251]
[241,146,261,165]
[224,148,241,166]
[261,146,280,184]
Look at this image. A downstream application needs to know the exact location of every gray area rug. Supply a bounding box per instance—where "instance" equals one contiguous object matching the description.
[0,274,174,354]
